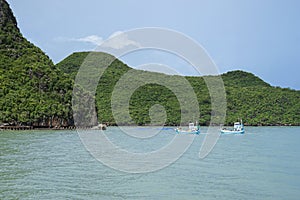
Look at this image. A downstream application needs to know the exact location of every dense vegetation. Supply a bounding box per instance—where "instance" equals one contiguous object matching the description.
[0,0,73,127]
[1,0,299,127]
[57,52,300,126]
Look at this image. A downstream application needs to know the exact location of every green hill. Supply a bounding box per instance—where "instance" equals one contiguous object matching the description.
[1,0,299,127]
[0,0,73,127]
[222,70,271,87]
[57,52,300,126]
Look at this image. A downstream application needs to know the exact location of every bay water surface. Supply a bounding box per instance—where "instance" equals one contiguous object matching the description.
[1,127,299,199]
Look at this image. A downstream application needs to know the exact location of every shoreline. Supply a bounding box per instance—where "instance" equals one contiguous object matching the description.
[1,124,299,131]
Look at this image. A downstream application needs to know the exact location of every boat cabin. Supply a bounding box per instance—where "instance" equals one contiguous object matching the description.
[233,122,243,131]
[189,123,199,131]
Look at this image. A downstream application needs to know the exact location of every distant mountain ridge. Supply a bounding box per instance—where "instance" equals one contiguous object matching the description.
[0,0,299,127]
[57,52,300,126]
[222,70,271,87]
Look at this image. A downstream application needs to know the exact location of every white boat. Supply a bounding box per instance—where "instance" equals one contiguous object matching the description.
[221,120,244,134]
[175,122,200,134]
[91,123,107,130]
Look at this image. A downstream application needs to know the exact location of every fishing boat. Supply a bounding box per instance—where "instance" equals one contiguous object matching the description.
[91,123,107,130]
[175,122,200,134]
[221,120,244,134]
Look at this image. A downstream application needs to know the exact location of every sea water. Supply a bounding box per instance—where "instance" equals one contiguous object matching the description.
[0,127,299,199]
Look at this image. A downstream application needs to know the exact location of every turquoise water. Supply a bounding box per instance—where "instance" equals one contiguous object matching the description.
[0,127,299,199]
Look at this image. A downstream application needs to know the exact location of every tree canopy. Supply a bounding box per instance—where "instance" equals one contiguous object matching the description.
[57,52,300,126]
[1,0,299,127]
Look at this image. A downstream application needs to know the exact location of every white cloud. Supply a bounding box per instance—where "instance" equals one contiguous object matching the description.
[76,35,103,46]
[101,31,141,49]
[108,31,124,39]
[56,31,141,50]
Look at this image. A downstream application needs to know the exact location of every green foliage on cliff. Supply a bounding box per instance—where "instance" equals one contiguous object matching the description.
[57,52,300,126]
[0,0,73,126]
[1,0,299,127]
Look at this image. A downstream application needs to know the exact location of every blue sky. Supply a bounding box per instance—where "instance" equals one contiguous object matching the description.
[7,0,300,89]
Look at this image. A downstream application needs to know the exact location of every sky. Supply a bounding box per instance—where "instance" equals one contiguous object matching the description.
[7,0,300,90]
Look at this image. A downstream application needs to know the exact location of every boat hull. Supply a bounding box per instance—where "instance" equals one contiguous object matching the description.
[221,129,244,134]
[175,129,200,134]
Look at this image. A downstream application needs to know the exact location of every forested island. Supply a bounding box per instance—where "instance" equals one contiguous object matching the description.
[0,0,299,129]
